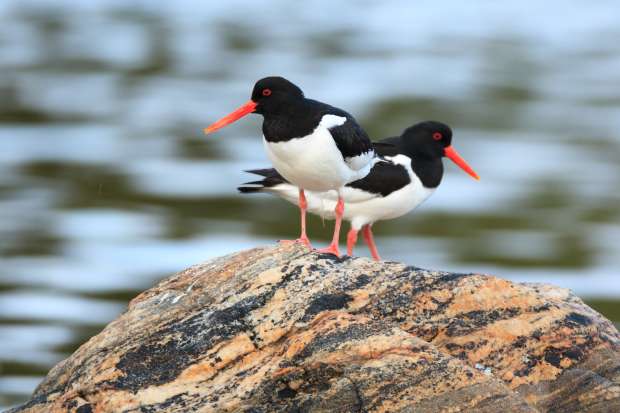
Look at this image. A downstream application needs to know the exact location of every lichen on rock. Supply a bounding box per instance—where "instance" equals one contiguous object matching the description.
[10,243,620,412]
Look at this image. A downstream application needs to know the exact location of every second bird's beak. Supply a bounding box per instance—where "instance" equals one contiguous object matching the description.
[204,100,258,135]
[444,146,480,180]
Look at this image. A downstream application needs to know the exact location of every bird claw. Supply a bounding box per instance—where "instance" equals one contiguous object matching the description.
[316,244,341,257]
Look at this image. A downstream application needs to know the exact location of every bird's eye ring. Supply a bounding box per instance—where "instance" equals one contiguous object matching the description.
[432,132,442,140]
[262,89,272,96]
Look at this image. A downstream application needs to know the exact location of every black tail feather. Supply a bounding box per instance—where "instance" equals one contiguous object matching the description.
[244,168,282,178]
[237,185,264,193]
[243,180,268,186]
[238,168,290,194]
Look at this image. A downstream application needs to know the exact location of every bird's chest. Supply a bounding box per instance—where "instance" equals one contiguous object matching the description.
[380,156,436,217]
[262,129,347,191]
[392,178,434,212]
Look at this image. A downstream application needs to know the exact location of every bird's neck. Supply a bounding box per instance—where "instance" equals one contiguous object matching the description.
[410,155,443,188]
[262,99,318,142]
[263,97,308,119]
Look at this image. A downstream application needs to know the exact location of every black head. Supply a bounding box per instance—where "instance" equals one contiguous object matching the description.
[400,121,453,159]
[399,120,479,180]
[250,76,305,115]
[204,76,305,134]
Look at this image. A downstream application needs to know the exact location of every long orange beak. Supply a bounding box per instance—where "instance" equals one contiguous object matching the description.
[444,146,480,180]
[204,100,257,135]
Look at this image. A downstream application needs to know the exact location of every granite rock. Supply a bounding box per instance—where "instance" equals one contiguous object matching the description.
[11,243,620,412]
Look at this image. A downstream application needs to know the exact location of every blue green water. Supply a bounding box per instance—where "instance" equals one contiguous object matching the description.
[1,0,620,408]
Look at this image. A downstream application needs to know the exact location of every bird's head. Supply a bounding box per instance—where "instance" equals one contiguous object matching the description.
[401,121,479,180]
[250,76,304,115]
[204,76,303,134]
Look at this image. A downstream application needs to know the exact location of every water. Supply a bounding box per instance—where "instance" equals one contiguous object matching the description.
[1,0,620,408]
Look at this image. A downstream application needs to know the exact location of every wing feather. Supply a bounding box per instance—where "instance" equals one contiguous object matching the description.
[311,102,375,171]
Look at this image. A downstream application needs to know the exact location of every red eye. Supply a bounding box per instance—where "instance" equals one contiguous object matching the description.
[262,88,272,96]
[433,132,442,140]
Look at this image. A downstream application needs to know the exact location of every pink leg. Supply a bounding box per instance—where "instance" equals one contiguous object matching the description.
[346,228,359,256]
[362,224,381,261]
[280,189,312,248]
[317,197,344,257]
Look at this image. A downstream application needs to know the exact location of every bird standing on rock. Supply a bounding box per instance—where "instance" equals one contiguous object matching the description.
[238,121,479,261]
[205,76,375,256]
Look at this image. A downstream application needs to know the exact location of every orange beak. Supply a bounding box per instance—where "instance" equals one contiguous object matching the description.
[444,146,480,180]
[203,100,257,135]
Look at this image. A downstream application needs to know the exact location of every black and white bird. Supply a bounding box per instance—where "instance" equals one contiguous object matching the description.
[238,121,479,260]
[205,76,375,256]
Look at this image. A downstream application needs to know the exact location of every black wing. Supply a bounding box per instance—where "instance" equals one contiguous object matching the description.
[328,115,374,159]
[372,136,402,157]
[310,100,374,162]
[346,161,411,197]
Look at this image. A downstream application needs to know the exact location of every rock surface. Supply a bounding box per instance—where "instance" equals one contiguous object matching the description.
[11,244,620,412]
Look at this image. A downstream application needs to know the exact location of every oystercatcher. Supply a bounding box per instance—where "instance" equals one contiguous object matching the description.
[238,121,479,260]
[204,76,375,256]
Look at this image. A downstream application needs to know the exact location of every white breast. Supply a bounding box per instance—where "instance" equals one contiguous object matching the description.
[262,115,369,192]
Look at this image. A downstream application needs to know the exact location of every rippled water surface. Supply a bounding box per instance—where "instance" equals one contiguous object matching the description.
[1,0,620,408]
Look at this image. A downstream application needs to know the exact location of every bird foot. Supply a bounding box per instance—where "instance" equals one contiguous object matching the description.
[316,243,341,257]
[279,237,312,248]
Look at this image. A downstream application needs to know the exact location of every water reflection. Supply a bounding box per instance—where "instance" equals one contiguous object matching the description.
[1,0,620,408]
